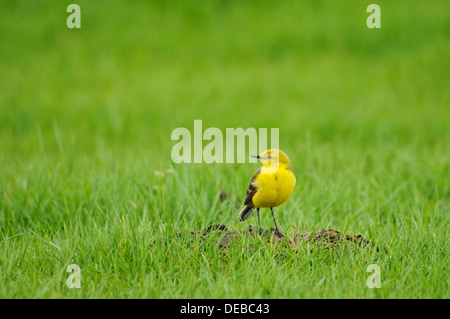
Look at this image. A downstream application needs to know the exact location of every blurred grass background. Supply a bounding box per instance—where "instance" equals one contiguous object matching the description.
[0,0,449,298]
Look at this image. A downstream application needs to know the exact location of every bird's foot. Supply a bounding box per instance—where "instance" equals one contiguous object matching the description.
[274,228,284,238]
[258,227,264,236]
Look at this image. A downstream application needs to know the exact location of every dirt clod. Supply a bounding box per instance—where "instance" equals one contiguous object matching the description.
[178,223,381,254]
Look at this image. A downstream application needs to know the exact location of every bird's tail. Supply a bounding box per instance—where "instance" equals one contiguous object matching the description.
[237,205,256,222]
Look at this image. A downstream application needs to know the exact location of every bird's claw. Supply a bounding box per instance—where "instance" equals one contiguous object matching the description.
[274,228,284,238]
[258,227,264,236]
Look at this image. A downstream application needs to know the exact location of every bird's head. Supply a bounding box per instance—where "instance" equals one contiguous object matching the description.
[251,149,292,168]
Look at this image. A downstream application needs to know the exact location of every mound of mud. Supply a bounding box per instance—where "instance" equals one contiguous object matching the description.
[177,223,383,253]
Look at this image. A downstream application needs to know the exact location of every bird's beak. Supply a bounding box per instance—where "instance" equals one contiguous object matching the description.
[251,155,268,160]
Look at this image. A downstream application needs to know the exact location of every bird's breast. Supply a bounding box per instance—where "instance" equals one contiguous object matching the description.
[252,167,295,208]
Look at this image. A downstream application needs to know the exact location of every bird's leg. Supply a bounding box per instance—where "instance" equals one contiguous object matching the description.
[270,207,283,237]
[257,208,262,236]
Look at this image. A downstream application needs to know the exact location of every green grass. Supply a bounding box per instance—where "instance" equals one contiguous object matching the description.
[0,0,449,298]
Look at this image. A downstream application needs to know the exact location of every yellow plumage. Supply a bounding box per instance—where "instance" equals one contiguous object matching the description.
[237,149,296,236]
[252,165,296,208]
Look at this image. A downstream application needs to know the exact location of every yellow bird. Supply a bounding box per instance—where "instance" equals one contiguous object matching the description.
[237,149,296,237]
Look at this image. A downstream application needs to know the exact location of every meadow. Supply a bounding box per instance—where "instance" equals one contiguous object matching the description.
[0,0,449,298]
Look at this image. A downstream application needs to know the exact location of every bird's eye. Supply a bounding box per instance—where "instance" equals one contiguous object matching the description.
[267,155,272,159]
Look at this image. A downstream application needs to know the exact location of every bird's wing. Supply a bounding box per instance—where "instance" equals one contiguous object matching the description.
[244,167,261,207]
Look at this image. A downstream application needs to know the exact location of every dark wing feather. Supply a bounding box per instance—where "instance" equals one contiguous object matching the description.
[243,167,261,207]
